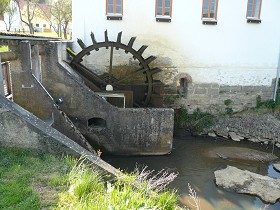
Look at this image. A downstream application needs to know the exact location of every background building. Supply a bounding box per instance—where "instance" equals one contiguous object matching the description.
[72,0,280,111]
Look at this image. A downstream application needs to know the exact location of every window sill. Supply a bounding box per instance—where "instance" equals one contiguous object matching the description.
[156,16,172,22]
[247,18,261,23]
[202,18,217,25]
[107,15,123,20]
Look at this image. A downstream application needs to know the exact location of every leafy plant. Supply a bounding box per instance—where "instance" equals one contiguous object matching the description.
[224,99,232,106]
[225,107,233,115]
[255,93,280,111]
[224,99,234,115]
[256,95,262,108]
[174,107,215,135]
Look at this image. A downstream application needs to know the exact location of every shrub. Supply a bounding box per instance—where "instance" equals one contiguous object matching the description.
[224,99,232,106]
[174,107,215,135]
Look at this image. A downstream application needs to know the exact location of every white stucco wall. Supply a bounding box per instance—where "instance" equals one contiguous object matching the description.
[72,0,280,86]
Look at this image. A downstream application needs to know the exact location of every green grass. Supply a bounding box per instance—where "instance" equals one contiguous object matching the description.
[55,159,183,210]
[0,148,75,209]
[0,148,185,210]
[0,45,9,52]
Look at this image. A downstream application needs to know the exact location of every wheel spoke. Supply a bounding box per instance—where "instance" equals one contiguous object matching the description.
[109,46,114,83]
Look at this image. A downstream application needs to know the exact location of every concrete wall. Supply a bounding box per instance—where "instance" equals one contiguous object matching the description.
[0,95,120,176]
[72,0,280,112]
[6,41,95,154]
[43,41,174,155]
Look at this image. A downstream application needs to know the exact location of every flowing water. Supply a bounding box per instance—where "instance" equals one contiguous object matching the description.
[104,131,280,210]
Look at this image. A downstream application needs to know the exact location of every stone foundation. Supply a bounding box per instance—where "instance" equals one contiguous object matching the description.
[163,77,275,113]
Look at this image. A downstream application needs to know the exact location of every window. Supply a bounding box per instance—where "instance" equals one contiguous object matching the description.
[106,0,123,19]
[155,0,172,22]
[43,24,46,27]
[35,23,39,27]
[247,0,262,22]
[202,0,218,24]
[202,0,218,19]
[156,0,172,17]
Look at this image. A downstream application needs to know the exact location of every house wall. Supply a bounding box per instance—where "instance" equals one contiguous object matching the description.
[72,0,280,112]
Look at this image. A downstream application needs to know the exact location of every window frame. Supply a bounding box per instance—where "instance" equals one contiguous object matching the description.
[106,0,123,16]
[155,0,173,18]
[201,0,219,20]
[246,0,262,19]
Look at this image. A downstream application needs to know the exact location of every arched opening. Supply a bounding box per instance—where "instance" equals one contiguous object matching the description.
[88,117,107,128]
[177,77,188,97]
[174,73,192,98]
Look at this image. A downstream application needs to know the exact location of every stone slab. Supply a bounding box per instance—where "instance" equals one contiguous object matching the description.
[215,165,280,203]
[208,146,278,162]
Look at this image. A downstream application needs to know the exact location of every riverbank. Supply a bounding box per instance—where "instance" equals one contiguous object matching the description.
[0,147,185,209]
[204,110,280,148]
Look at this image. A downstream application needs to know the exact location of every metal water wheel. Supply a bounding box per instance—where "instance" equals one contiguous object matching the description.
[67,30,164,108]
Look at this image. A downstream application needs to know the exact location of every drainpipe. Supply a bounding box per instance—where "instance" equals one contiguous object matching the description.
[0,54,4,96]
[273,47,280,101]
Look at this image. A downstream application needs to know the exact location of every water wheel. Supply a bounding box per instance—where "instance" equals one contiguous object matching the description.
[67,30,164,108]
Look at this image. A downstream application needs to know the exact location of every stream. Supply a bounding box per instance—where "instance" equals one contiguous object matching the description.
[103,131,280,210]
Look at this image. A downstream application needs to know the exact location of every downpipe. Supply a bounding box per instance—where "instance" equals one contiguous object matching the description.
[273,46,280,101]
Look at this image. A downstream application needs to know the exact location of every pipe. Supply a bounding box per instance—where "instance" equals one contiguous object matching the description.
[0,52,18,61]
[273,47,280,101]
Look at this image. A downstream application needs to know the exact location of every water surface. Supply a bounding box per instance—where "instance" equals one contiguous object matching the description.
[104,132,280,210]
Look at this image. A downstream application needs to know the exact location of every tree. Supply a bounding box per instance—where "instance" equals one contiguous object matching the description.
[0,0,19,32]
[15,0,39,34]
[0,0,10,16]
[50,0,71,39]
[4,0,18,31]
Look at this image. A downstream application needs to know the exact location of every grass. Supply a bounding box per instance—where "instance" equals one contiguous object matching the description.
[55,160,183,210]
[0,45,9,52]
[0,147,185,210]
[0,148,75,209]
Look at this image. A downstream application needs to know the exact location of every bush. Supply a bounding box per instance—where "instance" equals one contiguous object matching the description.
[174,107,215,135]
[255,94,280,111]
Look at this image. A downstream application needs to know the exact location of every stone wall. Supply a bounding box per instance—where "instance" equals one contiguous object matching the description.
[205,113,280,148]
[163,73,275,113]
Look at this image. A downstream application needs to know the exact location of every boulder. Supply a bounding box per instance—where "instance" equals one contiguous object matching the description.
[273,163,280,172]
[208,132,217,137]
[228,132,243,141]
[215,165,280,203]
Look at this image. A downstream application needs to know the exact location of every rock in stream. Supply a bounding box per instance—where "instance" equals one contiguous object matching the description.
[215,165,280,203]
[207,146,278,162]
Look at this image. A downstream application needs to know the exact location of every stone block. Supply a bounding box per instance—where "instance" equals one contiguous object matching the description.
[198,83,212,88]
[194,88,207,95]
[211,83,220,88]
[219,86,231,93]
[229,86,242,92]
[164,86,177,94]
[208,88,219,96]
